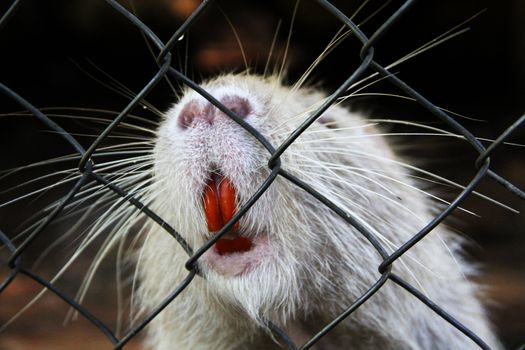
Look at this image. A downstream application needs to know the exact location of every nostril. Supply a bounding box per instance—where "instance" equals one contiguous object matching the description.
[177,96,252,129]
[221,95,252,119]
[178,109,195,130]
[178,101,213,129]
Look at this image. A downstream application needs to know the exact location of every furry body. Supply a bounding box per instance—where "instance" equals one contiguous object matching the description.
[136,74,500,349]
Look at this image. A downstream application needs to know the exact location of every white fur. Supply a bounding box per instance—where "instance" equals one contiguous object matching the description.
[136,73,500,349]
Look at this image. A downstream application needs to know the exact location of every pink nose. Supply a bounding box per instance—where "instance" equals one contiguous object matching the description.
[177,95,252,129]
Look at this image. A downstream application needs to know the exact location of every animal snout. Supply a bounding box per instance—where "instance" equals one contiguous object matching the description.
[177,95,252,129]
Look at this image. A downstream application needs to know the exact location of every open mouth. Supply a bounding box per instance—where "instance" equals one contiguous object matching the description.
[202,173,253,256]
[201,173,270,276]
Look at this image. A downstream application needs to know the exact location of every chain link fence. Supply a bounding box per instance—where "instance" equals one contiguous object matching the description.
[1,0,524,349]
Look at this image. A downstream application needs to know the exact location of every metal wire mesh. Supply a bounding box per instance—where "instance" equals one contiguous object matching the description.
[1,0,524,349]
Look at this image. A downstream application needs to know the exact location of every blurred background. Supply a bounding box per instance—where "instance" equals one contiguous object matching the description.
[0,0,523,349]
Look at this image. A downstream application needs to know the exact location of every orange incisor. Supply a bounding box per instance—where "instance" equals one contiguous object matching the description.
[202,175,251,255]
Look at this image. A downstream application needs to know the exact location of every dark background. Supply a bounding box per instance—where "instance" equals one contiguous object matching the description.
[0,0,524,349]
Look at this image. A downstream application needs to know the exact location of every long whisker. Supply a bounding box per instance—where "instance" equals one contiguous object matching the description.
[70,59,165,119]
[293,169,438,289]
[292,152,479,217]
[128,0,180,96]
[264,20,282,78]
[276,0,300,82]
[1,110,159,135]
[294,145,519,213]
[1,142,153,180]
[218,6,248,72]
[291,0,394,92]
